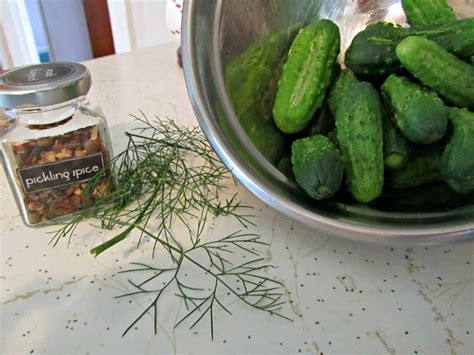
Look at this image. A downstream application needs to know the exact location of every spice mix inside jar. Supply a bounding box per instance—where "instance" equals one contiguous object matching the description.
[0,62,113,225]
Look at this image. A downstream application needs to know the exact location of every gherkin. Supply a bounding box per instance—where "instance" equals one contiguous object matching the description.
[273,19,340,134]
[334,82,384,203]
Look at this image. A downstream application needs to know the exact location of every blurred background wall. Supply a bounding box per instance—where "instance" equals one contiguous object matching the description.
[0,0,182,70]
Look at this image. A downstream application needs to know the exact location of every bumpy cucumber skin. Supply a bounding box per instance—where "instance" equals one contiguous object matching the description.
[226,27,299,164]
[291,135,344,200]
[335,82,384,203]
[441,108,474,193]
[382,75,448,144]
[382,111,410,171]
[273,20,341,134]
[345,18,474,79]
[397,36,474,110]
[402,0,456,26]
[328,69,359,116]
[388,148,443,188]
[305,103,335,137]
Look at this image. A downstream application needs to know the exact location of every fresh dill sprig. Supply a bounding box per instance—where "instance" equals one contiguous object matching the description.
[118,228,291,338]
[50,111,253,253]
[51,111,290,338]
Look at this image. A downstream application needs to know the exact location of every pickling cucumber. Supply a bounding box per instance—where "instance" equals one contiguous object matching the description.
[387,148,443,188]
[401,0,456,26]
[226,27,299,164]
[335,82,384,203]
[382,112,410,171]
[345,18,474,79]
[441,108,474,193]
[273,20,340,134]
[382,75,448,144]
[397,36,474,110]
[328,69,359,116]
[291,135,344,200]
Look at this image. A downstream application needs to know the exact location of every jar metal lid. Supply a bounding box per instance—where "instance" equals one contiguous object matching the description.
[0,62,91,109]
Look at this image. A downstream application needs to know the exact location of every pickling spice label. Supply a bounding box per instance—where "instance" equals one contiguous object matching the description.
[17,153,104,194]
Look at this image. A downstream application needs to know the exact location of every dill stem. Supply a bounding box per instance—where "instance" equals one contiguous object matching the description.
[89,228,131,257]
[90,189,160,257]
[125,132,190,151]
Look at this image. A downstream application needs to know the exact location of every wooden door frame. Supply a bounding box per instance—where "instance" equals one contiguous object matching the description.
[83,0,116,58]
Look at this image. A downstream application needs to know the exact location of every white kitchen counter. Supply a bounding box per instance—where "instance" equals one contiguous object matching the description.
[1,43,473,355]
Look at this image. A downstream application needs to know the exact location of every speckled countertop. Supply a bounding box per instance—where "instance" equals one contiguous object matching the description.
[1,43,473,355]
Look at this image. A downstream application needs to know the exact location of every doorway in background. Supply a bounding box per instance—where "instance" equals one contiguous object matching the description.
[1,0,115,69]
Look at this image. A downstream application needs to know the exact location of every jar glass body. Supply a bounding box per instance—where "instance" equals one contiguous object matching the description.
[0,96,113,225]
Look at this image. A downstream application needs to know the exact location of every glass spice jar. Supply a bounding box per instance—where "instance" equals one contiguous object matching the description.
[0,62,113,226]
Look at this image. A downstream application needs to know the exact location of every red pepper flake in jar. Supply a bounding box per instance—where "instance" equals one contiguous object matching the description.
[0,62,114,226]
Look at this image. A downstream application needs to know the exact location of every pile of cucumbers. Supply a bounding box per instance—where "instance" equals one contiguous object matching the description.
[274,0,474,204]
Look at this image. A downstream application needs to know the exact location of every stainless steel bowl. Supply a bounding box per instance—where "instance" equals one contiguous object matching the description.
[182,0,474,245]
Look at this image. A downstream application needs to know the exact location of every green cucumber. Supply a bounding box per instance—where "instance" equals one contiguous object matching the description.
[304,103,334,137]
[335,82,384,203]
[387,147,443,188]
[382,75,448,144]
[345,18,474,79]
[291,135,344,200]
[226,27,299,164]
[273,20,340,134]
[401,0,456,26]
[397,36,474,110]
[328,69,359,116]
[441,108,474,193]
[382,112,410,171]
